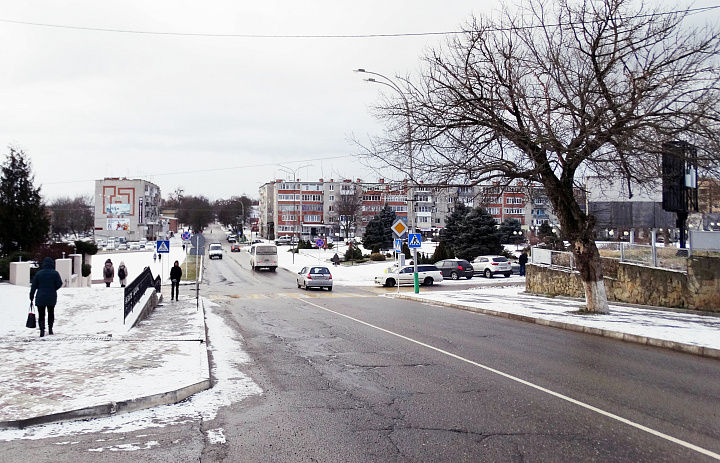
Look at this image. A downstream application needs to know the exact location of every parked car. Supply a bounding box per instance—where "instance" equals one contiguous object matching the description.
[208,243,223,259]
[275,236,294,245]
[128,241,141,250]
[375,264,443,287]
[435,258,474,280]
[230,243,241,252]
[227,235,237,243]
[473,255,512,278]
[296,266,333,290]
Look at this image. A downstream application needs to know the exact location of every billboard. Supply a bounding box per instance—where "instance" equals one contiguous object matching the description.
[107,218,130,231]
[106,203,131,215]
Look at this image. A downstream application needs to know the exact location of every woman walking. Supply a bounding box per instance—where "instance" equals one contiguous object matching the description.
[29,257,63,337]
[170,260,182,301]
[103,259,114,287]
[118,261,128,287]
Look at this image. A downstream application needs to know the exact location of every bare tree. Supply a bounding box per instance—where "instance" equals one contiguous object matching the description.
[49,195,94,238]
[327,184,364,240]
[361,0,720,312]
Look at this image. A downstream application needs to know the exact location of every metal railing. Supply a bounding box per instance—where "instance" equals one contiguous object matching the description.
[124,266,161,324]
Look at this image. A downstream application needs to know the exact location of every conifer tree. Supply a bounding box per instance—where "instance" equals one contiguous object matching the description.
[0,148,50,255]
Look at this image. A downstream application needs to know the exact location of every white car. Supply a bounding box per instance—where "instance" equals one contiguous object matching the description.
[128,242,141,250]
[374,264,443,287]
[208,243,223,259]
[472,255,513,278]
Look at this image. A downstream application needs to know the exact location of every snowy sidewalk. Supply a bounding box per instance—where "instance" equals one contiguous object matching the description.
[0,284,209,428]
[395,286,720,359]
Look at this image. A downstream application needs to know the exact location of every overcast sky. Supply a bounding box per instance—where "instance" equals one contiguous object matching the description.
[0,0,494,202]
[2,1,717,203]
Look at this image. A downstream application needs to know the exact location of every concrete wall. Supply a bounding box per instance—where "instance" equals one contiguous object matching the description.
[526,256,720,311]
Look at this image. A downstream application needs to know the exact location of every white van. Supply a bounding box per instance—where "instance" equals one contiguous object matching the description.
[250,244,278,271]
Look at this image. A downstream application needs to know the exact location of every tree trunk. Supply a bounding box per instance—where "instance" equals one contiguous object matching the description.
[571,238,610,314]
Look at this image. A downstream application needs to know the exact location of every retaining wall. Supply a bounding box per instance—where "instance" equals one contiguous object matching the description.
[526,256,720,311]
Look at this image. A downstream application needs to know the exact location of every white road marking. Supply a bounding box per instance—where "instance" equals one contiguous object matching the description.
[301,298,720,461]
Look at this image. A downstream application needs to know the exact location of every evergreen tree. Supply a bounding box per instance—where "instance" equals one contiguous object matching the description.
[441,205,501,260]
[0,148,50,255]
[431,240,451,262]
[362,205,396,252]
[498,218,522,244]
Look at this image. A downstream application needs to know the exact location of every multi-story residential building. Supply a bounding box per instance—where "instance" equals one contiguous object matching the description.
[258,177,561,242]
[94,178,162,241]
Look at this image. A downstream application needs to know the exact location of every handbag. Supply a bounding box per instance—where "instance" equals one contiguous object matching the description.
[26,302,36,329]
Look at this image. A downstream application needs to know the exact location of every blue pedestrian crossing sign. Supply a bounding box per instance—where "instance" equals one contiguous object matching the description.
[156,240,170,253]
[408,233,422,248]
[394,239,403,253]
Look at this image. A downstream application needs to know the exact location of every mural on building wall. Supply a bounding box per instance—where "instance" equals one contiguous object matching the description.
[105,203,131,215]
[107,218,130,230]
[102,186,135,216]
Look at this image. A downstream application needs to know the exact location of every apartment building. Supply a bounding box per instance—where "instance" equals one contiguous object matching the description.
[258,178,559,242]
[94,177,162,241]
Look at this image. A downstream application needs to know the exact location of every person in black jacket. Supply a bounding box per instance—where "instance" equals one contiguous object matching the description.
[519,251,528,276]
[29,257,64,337]
[169,260,182,301]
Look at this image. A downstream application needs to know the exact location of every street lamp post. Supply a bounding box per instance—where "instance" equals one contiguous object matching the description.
[355,68,419,293]
[279,163,312,264]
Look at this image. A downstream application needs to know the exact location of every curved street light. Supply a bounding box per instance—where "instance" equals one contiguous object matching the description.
[354,68,419,293]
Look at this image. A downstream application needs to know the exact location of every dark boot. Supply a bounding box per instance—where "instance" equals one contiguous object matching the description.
[49,326,53,335]
[40,329,45,337]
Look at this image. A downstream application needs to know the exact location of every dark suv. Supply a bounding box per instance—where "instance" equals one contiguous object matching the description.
[435,259,474,280]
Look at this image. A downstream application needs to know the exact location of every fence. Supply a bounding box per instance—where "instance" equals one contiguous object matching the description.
[531,247,575,271]
[533,231,720,273]
[124,266,161,324]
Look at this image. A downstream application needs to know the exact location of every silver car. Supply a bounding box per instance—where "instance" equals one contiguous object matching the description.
[473,255,513,278]
[297,266,333,291]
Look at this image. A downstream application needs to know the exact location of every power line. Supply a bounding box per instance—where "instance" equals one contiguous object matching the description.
[41,154,356,185]
[1,5,718,39]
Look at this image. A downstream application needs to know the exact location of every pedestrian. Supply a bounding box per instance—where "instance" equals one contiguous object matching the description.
[170,260,182,301]
[153,253,157,263]
[103,258,115,287]
[118,261,128,287]
[332,253,340,266]
[519,251,528,276]
[29,257,63,337]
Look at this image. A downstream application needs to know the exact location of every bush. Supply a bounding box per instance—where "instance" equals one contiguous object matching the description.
[370,253,386,261]
[344,246,362,261]
[81,263,92,277]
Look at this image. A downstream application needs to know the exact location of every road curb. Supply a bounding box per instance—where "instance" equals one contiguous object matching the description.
[0,379,211,429]
[395,294,720,361]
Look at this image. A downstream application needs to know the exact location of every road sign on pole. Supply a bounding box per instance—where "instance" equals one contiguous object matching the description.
[181,231,191,240]
[190,234,205,248]
[315,239,325,248]
[391,219,408,237]
[156,240,170,253]
[394,239,403,253]
[408,233,422,248]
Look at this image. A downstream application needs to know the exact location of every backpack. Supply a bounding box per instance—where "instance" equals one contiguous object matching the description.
[118,267,126,280]
[104,266,113,278]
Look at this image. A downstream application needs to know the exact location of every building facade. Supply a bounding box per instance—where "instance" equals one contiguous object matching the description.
[258,177,562,243]
[94,178,163,242]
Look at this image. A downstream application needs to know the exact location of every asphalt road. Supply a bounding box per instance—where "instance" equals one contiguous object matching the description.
[198,227,720,462]
[5,226,718,462]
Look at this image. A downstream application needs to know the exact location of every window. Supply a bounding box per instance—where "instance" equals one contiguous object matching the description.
[329,185,335,191]
[329,195,335,201]
[534,198,546,205]
[506,197,523,205]
[302,194,321,201]
[504,208,524,215]
[305,215,321,222]
[487,207,500,215]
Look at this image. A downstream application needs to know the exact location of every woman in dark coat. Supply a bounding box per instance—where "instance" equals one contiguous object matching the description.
[169,260,182,301]
[29,257,63,337]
